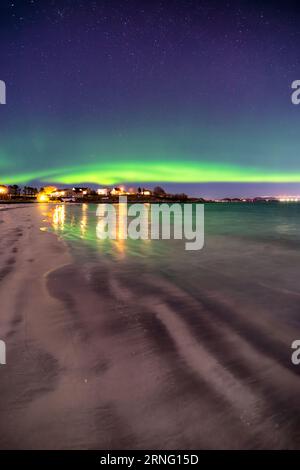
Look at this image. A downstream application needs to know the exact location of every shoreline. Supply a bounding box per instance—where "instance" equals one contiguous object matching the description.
[0,204,74,448]
[0,199,284,205]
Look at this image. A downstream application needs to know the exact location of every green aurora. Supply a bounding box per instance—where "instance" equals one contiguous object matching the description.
[4,161,300,186]
[2,116,300,190]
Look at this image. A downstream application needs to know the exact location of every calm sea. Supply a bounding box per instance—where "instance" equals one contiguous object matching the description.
[43,202,300,448]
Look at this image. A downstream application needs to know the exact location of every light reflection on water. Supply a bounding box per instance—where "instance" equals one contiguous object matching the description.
[48,203,158,260]
[45,201,300,272]
[53,204,65,229]
[46,202,300,294]
[47,202,300,248]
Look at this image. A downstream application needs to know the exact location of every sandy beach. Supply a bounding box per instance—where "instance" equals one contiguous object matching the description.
[1,203,300,449]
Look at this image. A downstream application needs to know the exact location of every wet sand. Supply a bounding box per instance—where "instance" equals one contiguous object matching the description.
[1,204,300,449]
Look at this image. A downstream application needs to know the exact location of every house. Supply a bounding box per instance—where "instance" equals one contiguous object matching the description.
[141,189,152,196]
[50,188,74,198]
[110,186,131,196]
[72,187,90,198]
[110,187,124,196]
[96,188,110,196]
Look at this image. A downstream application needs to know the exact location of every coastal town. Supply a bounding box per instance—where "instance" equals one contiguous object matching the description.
[0,183,194,203]
[0,183,299,204]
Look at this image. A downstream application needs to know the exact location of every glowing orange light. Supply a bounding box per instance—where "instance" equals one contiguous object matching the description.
[37,193,49,202]
[0,186,8,194]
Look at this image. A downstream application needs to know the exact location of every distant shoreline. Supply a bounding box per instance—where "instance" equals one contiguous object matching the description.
[0,198,285,205]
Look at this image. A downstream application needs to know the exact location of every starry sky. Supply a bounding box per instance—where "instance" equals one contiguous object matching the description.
[1,0,300,197]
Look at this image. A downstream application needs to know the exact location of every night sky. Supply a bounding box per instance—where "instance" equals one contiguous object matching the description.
[1,0,300,197]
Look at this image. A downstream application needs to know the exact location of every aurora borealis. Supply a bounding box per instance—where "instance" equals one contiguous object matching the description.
[1,0,300,196]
